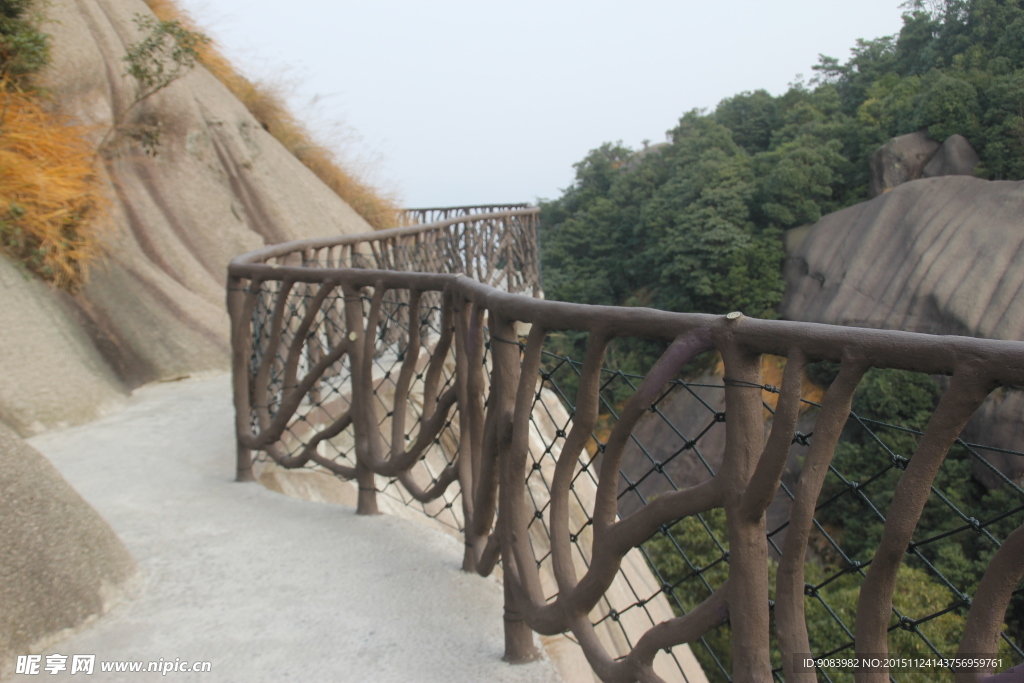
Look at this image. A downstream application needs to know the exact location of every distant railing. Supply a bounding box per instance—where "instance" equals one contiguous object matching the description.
[227,206,1024,683]
[398,203,532,226]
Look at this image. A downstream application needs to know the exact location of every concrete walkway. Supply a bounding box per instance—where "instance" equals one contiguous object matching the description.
[27,375,561,683]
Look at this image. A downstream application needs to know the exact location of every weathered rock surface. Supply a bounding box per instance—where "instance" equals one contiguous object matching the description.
[0,0,373,436]
[781,175,1024,484]
[0,422,135,667]
[868,132,980,198]
[922,133,980,178]
[782,175,1024,340]
[868,131,941,198]
[0,258,126,436]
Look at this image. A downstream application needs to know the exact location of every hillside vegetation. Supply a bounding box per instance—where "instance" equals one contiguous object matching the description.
[541,0,1024,318]
[0,0,398,290]
[540,1,1024,678]
[0,0,106,289]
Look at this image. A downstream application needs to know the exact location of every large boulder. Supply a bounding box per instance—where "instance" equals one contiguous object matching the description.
[0,0,374,434]
[922,133,980,178]
[780,175,1024,484]
[868,131,941,198]
[782,175,1024,339]
[0,422,135,668]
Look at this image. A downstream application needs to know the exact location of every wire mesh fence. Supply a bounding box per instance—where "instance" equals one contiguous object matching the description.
[241,275,1024,682]
[534,338,1024,682]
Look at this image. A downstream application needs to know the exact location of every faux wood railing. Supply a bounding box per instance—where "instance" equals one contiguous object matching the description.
[227,206,1024,683]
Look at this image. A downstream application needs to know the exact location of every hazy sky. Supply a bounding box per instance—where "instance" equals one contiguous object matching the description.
[174,0,908,208]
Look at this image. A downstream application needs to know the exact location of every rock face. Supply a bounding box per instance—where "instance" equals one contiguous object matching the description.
[923,134,980,178]
[0,0,373,435]
[780,175,1024,484]
[0,422,135,666]
[868,132,980,198]
[0,258,126,435]
[782,175,1024,340]
[868,132,941,198]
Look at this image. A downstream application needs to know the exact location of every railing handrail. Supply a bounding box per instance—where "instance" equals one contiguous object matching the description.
[228,261,1024,386]
[230,207,540,268]
[401,203,532,214]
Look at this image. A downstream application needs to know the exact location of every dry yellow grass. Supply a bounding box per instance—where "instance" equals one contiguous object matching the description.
[144,0,401,230]
[0,83,106,289]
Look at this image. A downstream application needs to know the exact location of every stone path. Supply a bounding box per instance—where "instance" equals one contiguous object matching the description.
[26,374,561,683]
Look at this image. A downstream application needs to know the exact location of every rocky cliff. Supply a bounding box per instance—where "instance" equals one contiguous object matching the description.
[0,0,380,667]
[781,175,1024,339]
[0,0,373,436]
[780,174,1024,485]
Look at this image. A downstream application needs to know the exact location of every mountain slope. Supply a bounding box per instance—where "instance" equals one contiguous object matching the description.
[0,0,373,434]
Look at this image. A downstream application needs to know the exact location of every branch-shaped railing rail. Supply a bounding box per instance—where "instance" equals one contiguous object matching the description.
[228,206,1024,683]
[399,203,532,226]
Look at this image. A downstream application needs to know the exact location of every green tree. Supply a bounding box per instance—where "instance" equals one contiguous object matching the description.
[914,70,980,140]
[714,89,779,154]
[0,0,49,79]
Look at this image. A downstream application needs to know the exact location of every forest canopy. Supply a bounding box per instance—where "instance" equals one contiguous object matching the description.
[540,0,1024,317]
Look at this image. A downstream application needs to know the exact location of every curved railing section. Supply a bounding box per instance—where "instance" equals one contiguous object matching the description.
[399,203,533,226]
[228,206,1024,683]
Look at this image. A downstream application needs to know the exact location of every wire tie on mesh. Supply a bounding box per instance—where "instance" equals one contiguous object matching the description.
[722,377,774,391]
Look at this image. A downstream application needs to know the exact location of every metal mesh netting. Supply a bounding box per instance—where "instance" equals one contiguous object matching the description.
[245,273,1024,681]
[534,337,1024,683]
[247,281,464,529]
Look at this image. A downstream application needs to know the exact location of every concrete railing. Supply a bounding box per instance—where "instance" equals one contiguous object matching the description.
[227,206,1024,682]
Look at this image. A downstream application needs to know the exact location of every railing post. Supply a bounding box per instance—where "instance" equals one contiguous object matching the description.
[355,462,379,515]
[490,312,542,664]
[719,334,772,681]
[502,576,541,663]
[227,274,255,482]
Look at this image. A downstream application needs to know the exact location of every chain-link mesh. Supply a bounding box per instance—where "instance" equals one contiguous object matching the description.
[240,277,1023,682]
[245,279,465,529]
[533,337,1024,683]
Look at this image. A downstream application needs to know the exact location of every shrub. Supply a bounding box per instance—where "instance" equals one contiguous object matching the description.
[0,0,48,79]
